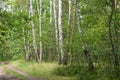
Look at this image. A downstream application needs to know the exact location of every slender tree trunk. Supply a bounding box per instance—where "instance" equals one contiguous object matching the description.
[36,0,39,14]
[20,2,27,61]
[36,0,42,63]
[63,0,72,65]
[107,0,119,76]
[27,0,31,61]
[73,0,82,33]
[22,27,28,61]
[58,0,64,65]
[22,28,31,61]
[39,0,42,63]
[20,1,31,61]
[50,0,52,24]
[50,0,53,62]
[68,0,71,27]
[84,48,94,70]
[53,0,59,63]
[29,0,38,62]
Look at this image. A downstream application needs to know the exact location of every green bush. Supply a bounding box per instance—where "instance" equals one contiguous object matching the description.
[54,65,79,76]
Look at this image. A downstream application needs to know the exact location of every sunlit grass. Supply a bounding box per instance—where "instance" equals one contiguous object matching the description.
[11,60,75,80]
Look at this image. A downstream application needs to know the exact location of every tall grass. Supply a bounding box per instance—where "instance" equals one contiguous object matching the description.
[11,60,75,80]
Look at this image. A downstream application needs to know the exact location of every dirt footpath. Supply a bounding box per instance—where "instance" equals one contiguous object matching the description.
[7,64,41,80]
[0,64,42,80]
[0,66,19,80]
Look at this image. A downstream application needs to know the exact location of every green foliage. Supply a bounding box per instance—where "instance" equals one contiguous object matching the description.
[0,10,26,60]
[54,65,79,76]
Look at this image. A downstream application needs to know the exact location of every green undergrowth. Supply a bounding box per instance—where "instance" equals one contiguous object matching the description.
[53,63,120,80]
[4,60,120,80]
[10,60,75,80]
[54,65,79,76]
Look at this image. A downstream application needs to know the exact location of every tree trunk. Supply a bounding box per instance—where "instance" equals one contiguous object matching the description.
[22,27,30,61]
[64,0,71,65]
[107,0,119,76]
[68,0,71,27]
[20,1,31,61]
[49,0,53,62]
[84,48,94,70]
[73,0,82,33]
[29,0,38,62]
[58,0,64,65]
[50,0,52,24]
[39,0,42,63]
[53,0,59,64]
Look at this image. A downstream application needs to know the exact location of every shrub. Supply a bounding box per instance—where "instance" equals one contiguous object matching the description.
[54,65,79,76]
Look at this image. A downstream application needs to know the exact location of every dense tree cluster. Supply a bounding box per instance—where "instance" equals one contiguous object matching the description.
[0,0,120,79]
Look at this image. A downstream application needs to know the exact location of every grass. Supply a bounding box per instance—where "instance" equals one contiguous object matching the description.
[3,60,120,80]
[10,60,75,80]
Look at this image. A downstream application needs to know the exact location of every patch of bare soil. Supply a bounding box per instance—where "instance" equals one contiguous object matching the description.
[6,64,42,80]
[0,66,20,80]
[0,75,20,80]
[0,63,42,80]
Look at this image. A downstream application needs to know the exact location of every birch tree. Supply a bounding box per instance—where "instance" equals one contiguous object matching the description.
[20,1,28,61]
[67,0,71,65]
[73,0,82,33]
[18,0,30,61]
[68,0,71,27]
[39,0,42,63]
[53,0,59,63]
[58,0,63,64]
[29,0,38,62]
[50,0,52,24]
[49,0,53,61]
[107,0,119,76]
[25,0,31,61]
[35,0,42,63]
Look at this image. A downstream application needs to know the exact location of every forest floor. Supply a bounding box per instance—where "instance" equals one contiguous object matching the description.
[0,62,42,80]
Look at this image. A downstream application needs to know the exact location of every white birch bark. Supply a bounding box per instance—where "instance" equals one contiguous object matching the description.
[68,0,72,64]
[49,0,53,61]
[50,0,52,24]
[22,27,28,60]
[20,1,30,61]
[29,0,38,62]
[53,0,59,56]
[36,0,39,14]
[53,0,58,46]
[73,0,82,33]
[26,0,31,61]
[39,0,42,63]
[68,0,71,26]
[58,0,63,64]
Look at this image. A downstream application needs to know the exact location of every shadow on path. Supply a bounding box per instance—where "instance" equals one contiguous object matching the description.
[0,75,20,80]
